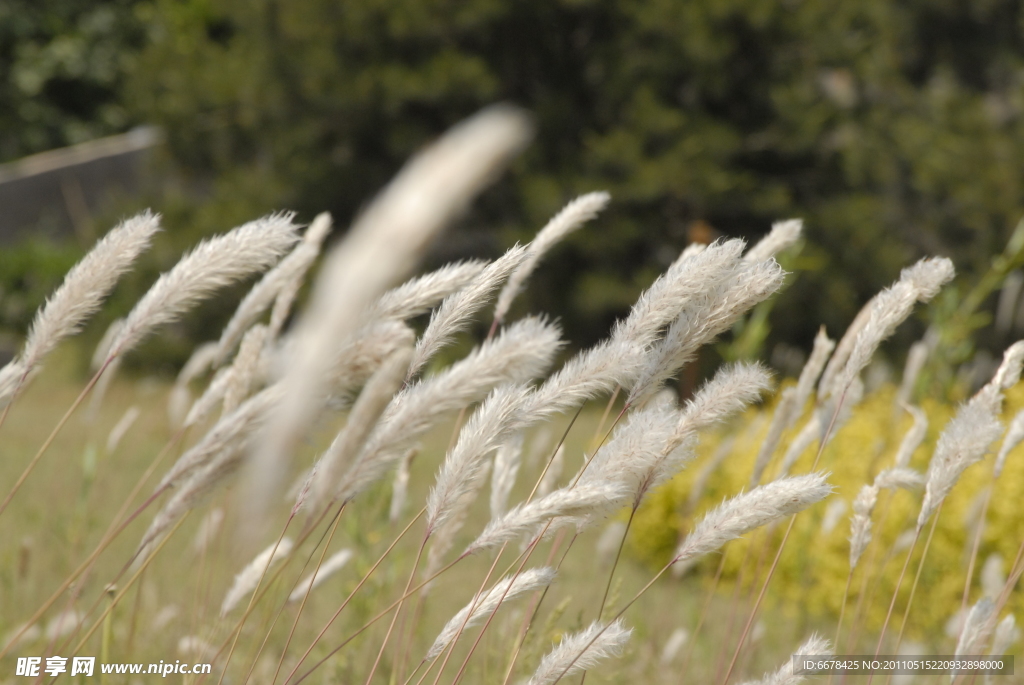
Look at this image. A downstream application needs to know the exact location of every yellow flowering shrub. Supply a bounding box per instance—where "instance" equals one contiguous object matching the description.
[630,381,1024,643]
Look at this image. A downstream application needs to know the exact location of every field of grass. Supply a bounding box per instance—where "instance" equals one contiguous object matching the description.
[0,352,820,685]
[1,111,1022,685]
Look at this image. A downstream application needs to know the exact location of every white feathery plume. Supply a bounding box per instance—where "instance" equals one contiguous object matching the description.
[373,261,487,321]
[673,473,832,565]
[984,615,1019,683]
[321,321,416,406]
[743,219,802,263]
[0,212,160,404]
[248,106,531,527]
[425,567,555,661]
[154,384,282,495]
[981,554,1005,599]
[953,598,996,676]
[288,549,353,602]
[334,317,561,504]
[984,340,1024,402]
[995,409,1024,477]
[537,445,564,497]
[917,345,1021,529]
[266,218,333,339]
[92,317,126,372]
[0,362,26,409]
[192,508,224,556]
[389,449,416,524]
[817,305,873,401]
[830,257,955,401]
[624,363,771,504]
[527,619,632,685]
[874,466,924,491]
[310,345,413,514]
[170,341,218,426]
[493,191,610,325]
[177,636,214,660]
[222,325,270,414]
[893,404,928,469]
[578,400,677,502]
[136,400,273,566]
[679,243,706,259]
[466,481,629,554]
[628,256,786,407]
[106,405,140,453]
[897,340,929,408]
[408,244,528,376]
[738,635,832,685]
[184,367,231,429]
[615,239,746,348]
[689,436,738,513]
[212,213,331,367]
[777,411,822,478]
[427,385,533,533]
[422,460,491,590]
[490,431,524,519]
[220,538,294,616]
[849,484,879,569]
[751,327,834,486]
[989,615,1017,656]
[918,399,1002,529]
[107,213,300,362]
[820,498,848,536]
[660,628,689,665]
[519,240,748,422]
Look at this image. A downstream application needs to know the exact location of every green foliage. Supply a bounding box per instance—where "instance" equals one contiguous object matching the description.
[0,237,81,338]
[0,0,145,161]
[6,0,1024,366]
[122,0,1024,355]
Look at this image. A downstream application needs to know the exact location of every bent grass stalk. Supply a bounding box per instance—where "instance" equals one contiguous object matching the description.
[446,406,628,685]
[883,506,943,685]
[281,507,428,685]
[0,426,187,661]
[411,407,592,685]
[718,383,848,685]
[215,516,297,685]
[362,534,429,685]
[253,504,346,685]
[447,406,628,685]
[0,359,111,518]
[958,477,994,635]
[499,530,574,685]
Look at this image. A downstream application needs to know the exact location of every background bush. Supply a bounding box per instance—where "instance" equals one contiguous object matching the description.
[7,0,1024,369]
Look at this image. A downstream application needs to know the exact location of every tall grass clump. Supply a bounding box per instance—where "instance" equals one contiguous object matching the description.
[1,104,1022,685]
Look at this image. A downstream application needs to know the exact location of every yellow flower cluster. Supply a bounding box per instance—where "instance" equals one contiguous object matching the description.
[630,381,1024,643]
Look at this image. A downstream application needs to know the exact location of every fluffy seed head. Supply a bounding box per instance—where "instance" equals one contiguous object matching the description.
[744,219,803,263]
[110,213,299,361]
[425,567,555,660]
[674,472,832,565]
[527,619,632,685]
[288,549,353,603]
[738,634,831,685]
[246,107,531,533]
[494,191,609,324]
[220,538,293,616]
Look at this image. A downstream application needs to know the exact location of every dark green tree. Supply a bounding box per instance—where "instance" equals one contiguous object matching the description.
[0,0,144,161]
[107,0,1024,355]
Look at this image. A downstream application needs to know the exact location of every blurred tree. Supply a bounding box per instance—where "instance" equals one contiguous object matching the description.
[0,0,145,161]
[12,0,1024,364]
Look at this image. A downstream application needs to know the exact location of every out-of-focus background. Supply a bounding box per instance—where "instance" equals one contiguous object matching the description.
[5,0,1024,381]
